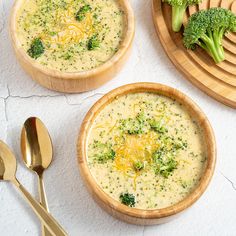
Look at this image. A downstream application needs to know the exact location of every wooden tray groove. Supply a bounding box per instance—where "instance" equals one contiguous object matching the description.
[225,53,236,65]
[153,0,236,108]
[188,52,236,85]
[179,50,235,88]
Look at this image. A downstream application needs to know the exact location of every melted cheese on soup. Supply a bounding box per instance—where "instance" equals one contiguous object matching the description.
[87,93,207,209]
[17,0,126,72]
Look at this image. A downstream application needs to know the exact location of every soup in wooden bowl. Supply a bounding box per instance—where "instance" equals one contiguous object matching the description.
[77,83,216,225]
[10,0,134,92]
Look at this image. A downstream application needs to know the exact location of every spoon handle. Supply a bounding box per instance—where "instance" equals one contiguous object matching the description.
[12,178,68,236]
[38,174,53,236]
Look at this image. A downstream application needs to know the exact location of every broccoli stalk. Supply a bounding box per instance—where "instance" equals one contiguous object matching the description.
[197,30,225,63]
[163,0,202,32]
[171,3,188,32]
[183,8,236,63]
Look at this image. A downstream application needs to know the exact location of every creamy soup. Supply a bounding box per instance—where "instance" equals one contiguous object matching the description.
[87,93,207,209]
[16,0,126,72]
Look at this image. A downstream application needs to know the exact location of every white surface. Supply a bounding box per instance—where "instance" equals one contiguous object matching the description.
[0,0,236,235]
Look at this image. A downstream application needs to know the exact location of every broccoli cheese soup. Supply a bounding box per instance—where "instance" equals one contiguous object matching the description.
[16,0,126,72]
[87,92,207,209]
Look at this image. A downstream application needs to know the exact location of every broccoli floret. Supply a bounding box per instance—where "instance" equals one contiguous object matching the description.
[133,161,144,171]
[27,38,44,59]
[75,5,92,21]
[149,119,168,134]
[152,148,178,178]
[152,147,178,178]
[92,141,115,163]
[183,8,236,63]
[119,112,149,135]
[119,193,136,207]
[163,0,202,32]
[87,35,100,50]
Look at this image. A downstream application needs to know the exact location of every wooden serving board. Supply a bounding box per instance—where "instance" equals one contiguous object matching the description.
[152,0,236,108]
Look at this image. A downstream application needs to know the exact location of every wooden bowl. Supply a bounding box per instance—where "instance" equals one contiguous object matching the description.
[10,0,135,93]
[77,82,216,225]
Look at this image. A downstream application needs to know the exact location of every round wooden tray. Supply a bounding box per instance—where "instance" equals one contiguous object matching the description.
[77,82,216,225]
[152,0,236,108]
[10,0,135,93]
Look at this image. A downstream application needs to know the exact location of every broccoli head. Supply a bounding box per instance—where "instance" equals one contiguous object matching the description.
[75,5,92,22]
[119,193,136,207]
[27,38,44,59]
[163,0,202,32]
[183,8,236,63]
[133,161,144,171]
[87,34,100,51]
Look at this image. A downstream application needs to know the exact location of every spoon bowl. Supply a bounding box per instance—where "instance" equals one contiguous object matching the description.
[0,141,17,181]
[21,117,53,174]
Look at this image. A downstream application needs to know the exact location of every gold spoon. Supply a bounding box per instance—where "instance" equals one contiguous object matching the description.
[21,117,53,236]
[0,140,67,236]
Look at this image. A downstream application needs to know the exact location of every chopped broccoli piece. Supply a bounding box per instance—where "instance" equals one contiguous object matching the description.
[87,35,100,50]
[92,141,115,163]
[119,112,148,135]
[174,139,188,150]
[27,38,44,59]
[133,161,144,171]
[163,0,202,32]
[153,149,178,178]
[119,193,136,207]
[75,4,92,21]
[183,8,236,63]
[149,119,168,134]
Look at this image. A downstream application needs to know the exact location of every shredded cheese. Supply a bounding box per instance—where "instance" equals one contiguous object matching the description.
[113,131,160,188]
[41,8,95,45]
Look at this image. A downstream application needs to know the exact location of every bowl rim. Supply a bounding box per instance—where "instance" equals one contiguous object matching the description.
[10,0,135,80]
[77,82,216,220]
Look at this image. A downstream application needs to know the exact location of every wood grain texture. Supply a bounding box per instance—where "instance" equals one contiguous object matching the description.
[9,0,135,93]
[77,82,216,225]
[152,0,236,108]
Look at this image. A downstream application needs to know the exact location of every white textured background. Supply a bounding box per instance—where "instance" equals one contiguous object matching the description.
[0,1,236,235]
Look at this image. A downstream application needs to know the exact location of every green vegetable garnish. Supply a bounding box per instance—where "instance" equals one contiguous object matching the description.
[162,0,202,32]
[149,119,168,134]
[92,141,115,163]
[153,149,178,178]
[183,8,236,63]
[27,38,44,59]
[133,161,144,171]
[119,112,148,135]
[75,4,92,22]
[119,193,136,207]
[87,35,100,50]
